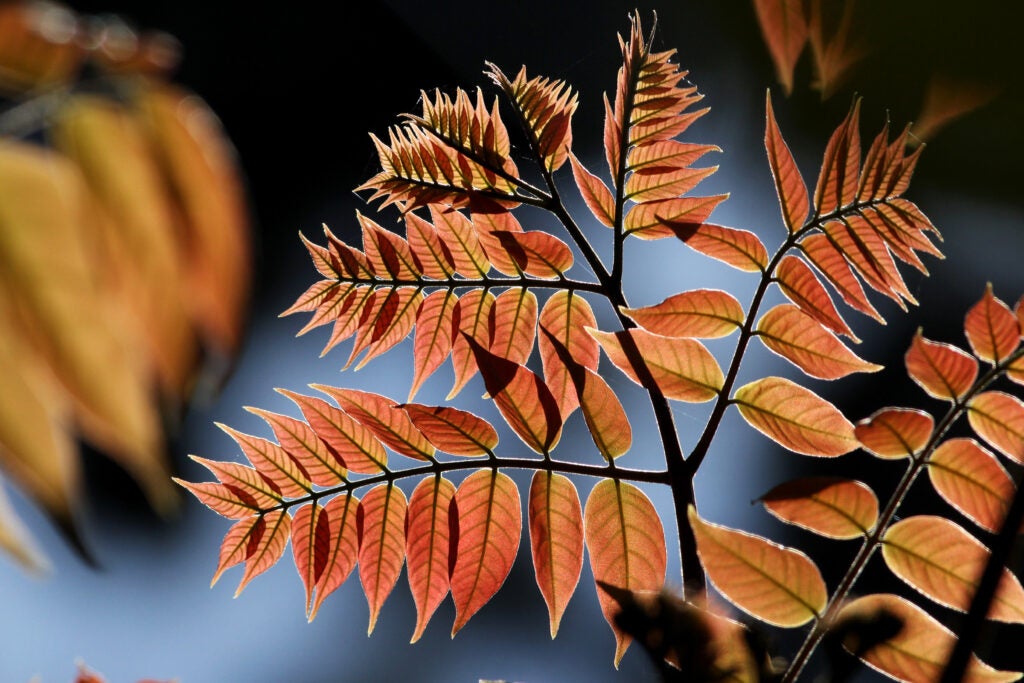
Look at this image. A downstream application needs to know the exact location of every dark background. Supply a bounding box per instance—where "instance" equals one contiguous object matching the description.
[2,1,1023,681]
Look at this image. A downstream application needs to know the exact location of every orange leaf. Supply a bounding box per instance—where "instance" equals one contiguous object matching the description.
[313,385,435,461]
[813,98,861,215]
[800,233,883,323]
[469,198,525,276]
[491,230,574,278]
[838,594,1021,683]
[291,502,329,615]
[357,484,408,634]
[905,331,978,401]
[965,284,1021,364]
[278,389,386,474]
[928,438,1014,534]
[756,303,882,379]
[358,212,420,280]
[882,515,1024,623]
[404,211,456,279]
[626,141,719,175]
[490,288,538,365]
[570,154,615,227]
[689,507,826,627]
[429,205,489,277]
[733,376,857,456]
[217,423,312,498]
[408,290,456,400]
[807,0,866,100]
[529,471,584,638]
[448,289,496,399]
[775,255,857,340]
[450,470,521,635]
[406,476,455,642]
[235,509,291,597]
[620,289,744,339]
[624,194,728,239]
[212,515,262,587]
[465,336,562,454]
[854,407,934,459]
[310,493,360,620]
[401,404,498,457]
[354,287,424,370]
[625,164,717,203]
[968,391,1024,464]
[585,479,666,666]
[822,218,912,307]
[185,455,282,509]
[538,291,599,420]
[761,476,878,539]
[590,328,724,403]
[764,92,809,231]
[753,0,808,95]
[281,280,338,318]
[669,222,768,272]
[245,407,346,487]
[176,480,262,520]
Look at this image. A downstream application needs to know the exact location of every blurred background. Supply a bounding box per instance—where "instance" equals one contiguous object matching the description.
[0,0,1022,681]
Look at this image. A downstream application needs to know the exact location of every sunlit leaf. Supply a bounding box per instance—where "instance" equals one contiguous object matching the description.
[822,218,912,307]
[756,303,882,379]
[585,479,666,666]
[570,154,615,228]
[762,476,878,539]
[358,483,408,634]
[491,230,574,278]
[291,502,327,614]
[882,515,1024,622]
[529,471,584,638]
[967,391,1024,464]
[176,480,262,520]
[450,470,521,635]
[278,389,386,474]
[854,407,934,460]
[401,404,498,457]
[689,507,826,627]
[217,423,311,498]
[590,328,724,403]
[245,407,346,487]
[313,385,435,461]
[800,233,883,323]
[430,205,490,277]
[235,510,291,597]
[928,438,1014,534]
[813,98,860,215]
[808,0,866,99]
[905,331,978,401]
[775,255,857,341]
[624,195,728,239]
[764,92,809,231]
[469,199,524,276]
[404,212,456,279]
[406,476,455,642]
[310,493,360,620]
[409,290,457,400]
[753,0,808,95]
[625,164,717,203]
[358,212,420,281]
[670,222,769,272]
[449,289,496,399]
[964,284,1020,364]
[620,289,744,339]
[490,288,538,365]
[626,141,719,175]
[733,376,857,456]
[539,291,599,420]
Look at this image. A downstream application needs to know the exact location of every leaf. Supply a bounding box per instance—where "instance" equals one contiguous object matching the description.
[967,391,1024,464]
[358,484,408,634]
[217,423,312,498]
[625,164,717,203]
[854,407,934,459]
[905,331,979,401]
[245,407,346,487]
[813,98,861,215]
[838,594,1021,683]
[928,438,1014,534]
[406,476,456,642]
[761,476,878,539]
[964,284,1020,364]
[277,389,386,474]
[404,211,456,279]
[808,0,866,100]
[764,92,809,231]
[489,287,538,365]
[176,480,262,519]
[882,515,1024,622]
[448,289,496,399]
[291,502,328,615]
[401,404,498,457]
[185,456,284,517]
[800,233,883,323]
[732,376,857,456]
[756,303,882,379]
[450,469,521,635]
[529,471,584,638]
[753,0,808,95]
[212,515,262,587]
[689,507,826,627]
[430,205,490,278]
[585,479,666,666]
[668,222,769,272]
[624,194,728,239]
[310,493,360,620]
[775,255,857,340]
[590,328,724,403]
[538,291,599,420]
[620,289,745,339]
[235,510,291,597]
[358,212,420,280]
[491,230,574,278]
[465,336,562,454]
[409,290,457,400]
[313,385,435,461]
[822,218,913,307]
[468,199,525,276]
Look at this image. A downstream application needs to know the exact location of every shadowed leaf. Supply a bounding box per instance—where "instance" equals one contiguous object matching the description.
[928,438,1014,534]
[775,255,857,340]
[217,423,312,498]
[291,502,328,615]
[310,494,360,620]
[762,476,878,539]
[800,233,883,323]
[621,289,744,339]
[401,404,498,457]
[490,288,538,365]
[539,291,599,420]
[449,289,496,398]
[187,454,282,511]
[235,510,291,597]
[670,222,769,272]
[314,385,435,461]
[409,290,457,400]
[246,407,346,487]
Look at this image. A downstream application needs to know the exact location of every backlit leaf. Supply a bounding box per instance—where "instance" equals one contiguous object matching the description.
[358,484,408,634]
[801,233,883,323]
[291,503,328,614]
[245,407,346,487]
[905,331,978,401]
[401,404,498,457]
[450,470,521,635]
[624,195,728,239]
[529,471,584,638]
[813,98,861,215]
[626,141,719,175]
[406,476,455,642]
[775,255,857,340]
[764,92,809,231]
[539,291,599,420]
[733,376,857,456]
[430,205,489,277]
[354,287,423,370]
[279,390,386,474]
[487,64,576,172]
[756,303,882,379]
[409,290,457,400]
[313,386,435,461]
[212,515,262,588]
[469,199,524,276]
[490,288,538,365]
[217,423,312,498]
[405,212,456,279]
[620,289,744,339]
[184,456,282,510]
[449,289,496,399]
[590,328,724,403]
[358,212,420,280]
[236,510,291,597]
[625,164,717,203]
[176,480,261,520]
[928,438,1014,534]
[670,222,769,272]
[585,479,666,666]
[822,218,912,307]
[570,154,615,228]
[753,0,808,95]
[310,494,360,620]
[492,230,574,278]
[968,391,1024,464]
[838,594,1021,683]
[854,407,934,459]
[964,284,1020,364]
[882,515,1024,622]
[689,507,826,627]
[761,476,878,539]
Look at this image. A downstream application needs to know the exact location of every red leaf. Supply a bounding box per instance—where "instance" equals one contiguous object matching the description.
[756,303,881,379]
[246,407,347,487]
[358,484,408,634]
[624,194,728,239]
[625,164,717,203]
[570,154,616,227]
[409,290,457,400]
[801,233,883,323]
[185,455,282,509]
[217,423,312,498]
[401,404,498,457]
[626,141,719,175]
[450,470,521,635]
[764,92,810,231]
[538,290,599,420]
[928,438,1014,534]
[406,476,456,642]
[291,502,329,614]
[430,205,490,277]
[489,287,538,365]
[854,407,934,459]
[309,493,360,620]
[964,284,1021,364]
[669,222,769,272]
[404,211,456,279]
[449,289,496,398]
[176,480,262,519]
[753,0,808,95]
[813,98,861,215]
[621,289,745,339]
[529,471,584,638]
[491,230,574,278]
[761,476,878,539]
[314,385,435,461]
[278,389,386,473]
[967,391,1024,464]
[235,509,291,597]
[358,212,420,280]
[905,331,979,401]
[775,255,857,340]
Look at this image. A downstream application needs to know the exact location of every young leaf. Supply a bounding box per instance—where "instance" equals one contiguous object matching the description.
[277,389,386,474]
[905,331,979,401]
[882,515,1024,622]
[753,0,808,96]
[358,484,408,634]
[928,438,1014,534]
[854,407,934,459]
[775,254,857,340]
[964,284,1021,364]
[401,404,498,457]
[838,594,1021,683]
[408,290,457,400]
[217,423,312,498]
[585,479,667,666]
[761,476,878,539]
[589,328,724,403]
[569,154,615,228]
[755,303,882,379]
[309,493,360,620]
[764,92,809,231]
[800,233,884,323]
[670,222,769,272]
[732,376,857,456]
[313,385,435,461]
[450,470,521,635]
[967,391,1024,464]
[620,289,745,339]
[235,510,291,597]
[406,476,455,643]
[689,507,826,627]
[529,471,584,638]
[538,291,599,420]
[813,98,861,215]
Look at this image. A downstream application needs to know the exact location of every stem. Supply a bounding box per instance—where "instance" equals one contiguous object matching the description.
[335,273,607,296]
